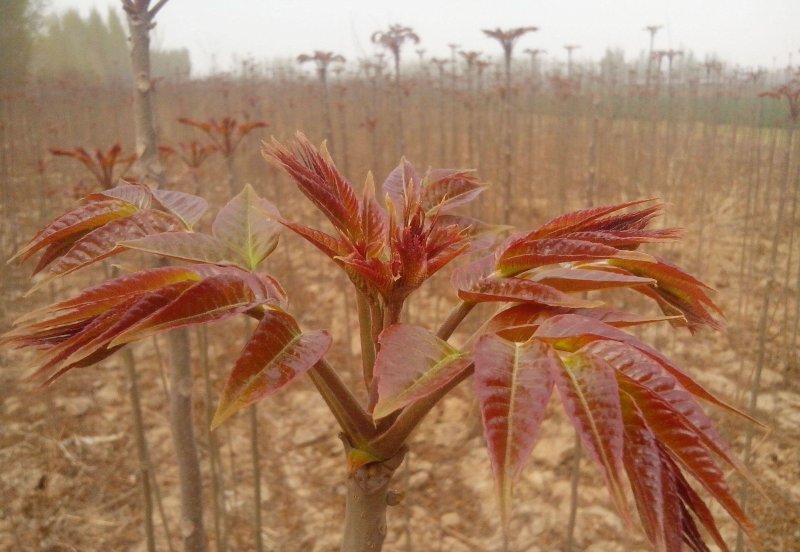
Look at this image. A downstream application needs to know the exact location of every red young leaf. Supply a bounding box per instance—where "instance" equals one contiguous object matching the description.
[24,299,137,382]
[618,373,759,547]
[473,334,557,526]
[665,451,730,552]
[526,199,657,240]
[605,257,722,332]
[279,220,348,259]
[496,237,651,277]
[9,200,137,264]
[587,340,734,464]
[110,271,280,345]
[122,232,235,265]
[420,168,485,214]
[434,214,510,251]
[531,266,655,292]
[30,209,183,291]
[372,324,471,419]
[564,228,683,249]
[554,349,630,521]
[533,314,754,423]
[15,266,202,323]
[575,203,665,233]
[31,232,91,274]
[486,305,680,343]
[337,254,394,298]
[212,308,331,428]
[31,282,193,384]
[458,276,602,308]
[451,254,496,295]
[620,392,683,552]
[263,133,361,242]
[152,188,209,227]
[91,183,153,209]
[190,265,288,307]
[382,157,418,209]
[359,172,388,258]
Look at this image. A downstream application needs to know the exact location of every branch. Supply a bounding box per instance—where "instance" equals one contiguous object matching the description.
[356,292,376,390]
[308,358,376,445]
[148,0,170,19]
[436,301,475,340]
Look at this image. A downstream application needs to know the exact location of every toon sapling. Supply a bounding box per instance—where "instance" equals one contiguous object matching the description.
[6,133,762,552]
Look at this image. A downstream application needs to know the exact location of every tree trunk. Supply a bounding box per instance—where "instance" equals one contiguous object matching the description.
[125,3,163,186]
[125,3,208,551]
[124,348,157,552]
[168,329,208,552]
[339,438,406,552]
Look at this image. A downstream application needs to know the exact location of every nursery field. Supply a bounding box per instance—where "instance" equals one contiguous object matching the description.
[1,55,799,552]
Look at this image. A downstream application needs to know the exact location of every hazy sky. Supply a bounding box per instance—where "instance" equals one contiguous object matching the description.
[48,0,799,75]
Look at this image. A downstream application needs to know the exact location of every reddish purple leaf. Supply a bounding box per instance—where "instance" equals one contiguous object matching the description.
[533,314,755,423]
[458,276,602,308]
[618,373,759,546]
[496,237,651,277]
[473,335,557,526]
[212,308,331,428]
[152,188,208,227]
[620,392,683,552]
[31,209,182,291]
[531,266,655,292]
[111,272,270,345]
[122,232,234,265]
[263,134,361,242]
[372,324,471,419]
[9,200,137,264]
[554,349,630,520]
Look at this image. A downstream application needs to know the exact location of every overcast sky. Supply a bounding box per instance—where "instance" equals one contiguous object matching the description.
[48,0,799,76]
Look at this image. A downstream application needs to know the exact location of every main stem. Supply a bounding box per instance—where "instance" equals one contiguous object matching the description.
[340,437,406,552]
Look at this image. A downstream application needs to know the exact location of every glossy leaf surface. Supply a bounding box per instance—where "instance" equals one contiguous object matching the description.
[122,232,234,264]
[458,276,602,308]
[212,308,331,428]
[372,324,471,419]
[9,200,137,263]
[152,188,209,227]
[554,350,629,520]
[31,209,183,289]
[111,271,279,345]
[473,335,557,526]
